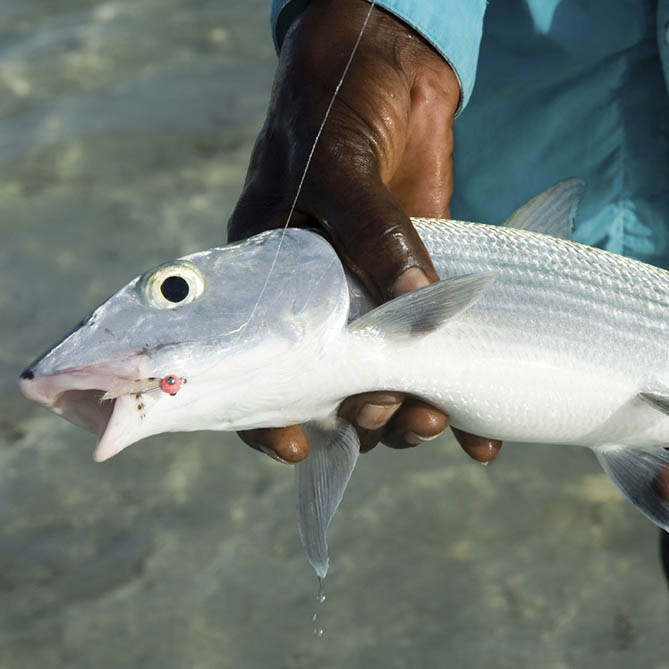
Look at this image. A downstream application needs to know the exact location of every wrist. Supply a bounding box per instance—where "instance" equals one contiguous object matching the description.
[287,0,460,117]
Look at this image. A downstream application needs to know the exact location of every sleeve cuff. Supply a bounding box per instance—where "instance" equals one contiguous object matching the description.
[270,0,486,115]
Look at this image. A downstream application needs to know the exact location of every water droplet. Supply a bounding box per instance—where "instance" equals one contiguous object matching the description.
[310,576,327,638]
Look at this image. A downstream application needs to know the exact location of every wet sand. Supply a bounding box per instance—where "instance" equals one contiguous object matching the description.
[1,1,668,667]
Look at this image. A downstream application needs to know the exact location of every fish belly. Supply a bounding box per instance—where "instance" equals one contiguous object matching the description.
[390,333,668,447]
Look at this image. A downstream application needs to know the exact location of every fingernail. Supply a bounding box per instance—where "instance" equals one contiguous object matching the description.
[404,431,442,445]
[259,445,289,464]
[357,402,401,430]
[391,267,430,298]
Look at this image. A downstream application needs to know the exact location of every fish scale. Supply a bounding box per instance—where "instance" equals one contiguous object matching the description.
[411,220,668,369]
[417,218,669,302]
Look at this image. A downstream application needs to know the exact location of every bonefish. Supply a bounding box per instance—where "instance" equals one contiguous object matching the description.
[18,180,669,577]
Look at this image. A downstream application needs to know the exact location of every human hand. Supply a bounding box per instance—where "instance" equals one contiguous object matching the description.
[227,0,501,464]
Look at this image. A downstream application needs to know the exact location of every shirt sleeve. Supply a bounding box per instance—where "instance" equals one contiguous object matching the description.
[270,0,486,114]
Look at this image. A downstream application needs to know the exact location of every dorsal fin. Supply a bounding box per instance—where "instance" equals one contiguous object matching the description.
[503,179,584,240]
[348,272,496,339]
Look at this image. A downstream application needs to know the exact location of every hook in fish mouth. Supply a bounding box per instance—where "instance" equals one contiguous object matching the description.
[100,375,187,401]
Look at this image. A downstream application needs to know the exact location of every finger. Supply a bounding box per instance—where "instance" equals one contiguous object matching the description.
[237,425,309,463]
[451,427,502,464]
[382,398,449,449]
[338,391,404,453]
[312,174,439,302]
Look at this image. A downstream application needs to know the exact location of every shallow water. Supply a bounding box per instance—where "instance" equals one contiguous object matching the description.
[2,2,668,667]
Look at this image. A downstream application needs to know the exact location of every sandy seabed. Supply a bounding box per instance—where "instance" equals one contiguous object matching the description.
[1,1,667,667]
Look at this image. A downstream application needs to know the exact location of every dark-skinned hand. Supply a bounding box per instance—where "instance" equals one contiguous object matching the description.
[227,0,502,465]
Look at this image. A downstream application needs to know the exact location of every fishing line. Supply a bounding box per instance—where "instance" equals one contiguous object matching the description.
[234,1,376,343]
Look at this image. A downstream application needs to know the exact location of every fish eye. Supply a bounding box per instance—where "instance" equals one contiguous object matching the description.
[141,261,204,309]
[160,276,190,303]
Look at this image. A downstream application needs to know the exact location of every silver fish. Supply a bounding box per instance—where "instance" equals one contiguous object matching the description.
[18,180,669,578]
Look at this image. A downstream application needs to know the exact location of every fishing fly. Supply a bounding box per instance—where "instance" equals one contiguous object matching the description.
[100,375,186,401]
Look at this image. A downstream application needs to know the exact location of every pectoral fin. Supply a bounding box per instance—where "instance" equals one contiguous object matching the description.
[348,273,496,339]
[295,419,360,579]
[503,179,584,240]
[594,444,669,531]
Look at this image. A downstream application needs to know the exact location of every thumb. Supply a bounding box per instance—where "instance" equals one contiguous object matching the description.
[314,173,439,302]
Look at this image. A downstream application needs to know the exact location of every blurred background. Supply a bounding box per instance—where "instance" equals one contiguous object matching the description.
[1,1,667,667]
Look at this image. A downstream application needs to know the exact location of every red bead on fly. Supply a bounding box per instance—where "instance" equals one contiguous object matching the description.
[159,375,185,396]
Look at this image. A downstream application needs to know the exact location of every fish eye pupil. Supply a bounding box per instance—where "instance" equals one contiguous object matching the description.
[160,276,189,303]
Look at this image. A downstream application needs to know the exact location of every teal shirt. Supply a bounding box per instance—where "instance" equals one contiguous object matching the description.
[271,0,669,268]
[452,0,669,269]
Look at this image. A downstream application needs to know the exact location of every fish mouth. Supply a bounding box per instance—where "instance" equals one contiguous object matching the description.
[18,357,154,462]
